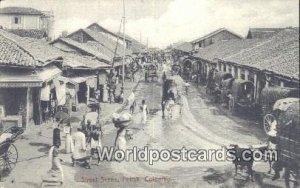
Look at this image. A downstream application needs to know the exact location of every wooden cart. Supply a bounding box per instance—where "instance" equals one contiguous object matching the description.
[260,87,299,133]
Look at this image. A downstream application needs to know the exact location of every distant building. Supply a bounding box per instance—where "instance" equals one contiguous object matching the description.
[191,28,242,50]
[0,6,54,39]
[246,28,283,39]
[87,23,131,49]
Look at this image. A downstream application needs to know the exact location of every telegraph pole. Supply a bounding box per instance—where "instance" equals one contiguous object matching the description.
[122,0,126,90]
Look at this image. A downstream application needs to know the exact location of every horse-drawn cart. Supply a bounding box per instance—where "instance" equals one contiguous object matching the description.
[145,64,158,81]
[161,76,183,119]
[260,87,299,134]
[171,64,181,76]
[206,71,233,96]
[274,98,299,187]
[228,80,255,114]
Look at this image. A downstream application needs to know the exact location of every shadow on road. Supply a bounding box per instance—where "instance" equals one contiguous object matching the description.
[29,142,51,153]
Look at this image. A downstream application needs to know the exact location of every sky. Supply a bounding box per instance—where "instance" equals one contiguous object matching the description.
[1,0,299,48]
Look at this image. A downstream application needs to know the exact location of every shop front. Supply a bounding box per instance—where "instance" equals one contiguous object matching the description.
[0,73,42,130]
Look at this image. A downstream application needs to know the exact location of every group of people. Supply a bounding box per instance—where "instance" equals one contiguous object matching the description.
[127,91,148,125]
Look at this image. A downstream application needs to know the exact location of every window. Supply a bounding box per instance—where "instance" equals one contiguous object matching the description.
[13,16,21,24]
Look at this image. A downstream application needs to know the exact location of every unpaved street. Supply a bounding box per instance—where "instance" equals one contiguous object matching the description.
[72,72,268,188]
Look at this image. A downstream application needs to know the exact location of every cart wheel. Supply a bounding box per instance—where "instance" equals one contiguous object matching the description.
[263,114,276,134]
[0,144,18,174]
[229,98,235,114]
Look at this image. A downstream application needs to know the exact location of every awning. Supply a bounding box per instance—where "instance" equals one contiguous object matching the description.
[36,65,62,82]
[60,75,97,85]
[0,72,42,88]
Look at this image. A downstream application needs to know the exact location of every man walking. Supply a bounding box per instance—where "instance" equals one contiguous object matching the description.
[72,128,91,169]
[125,91,135,114]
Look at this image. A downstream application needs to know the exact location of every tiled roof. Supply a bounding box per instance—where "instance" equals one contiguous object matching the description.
[0,29,62,63]
[0,7,44,15]
[0,29,109,69]
[173,42,193,52]
[225,28,299,79]
[87,23,131,42]
[7,29,46,39]
[193,38,265,61]
[191,28,243,44]
[63,53,110,69]
[0,30,40,67]
[246,28,283,39]
[83,29,132,56]
[54,38,112,62]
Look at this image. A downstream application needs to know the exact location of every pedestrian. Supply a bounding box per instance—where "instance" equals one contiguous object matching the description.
[114,126,127,151]
[131,71,135,82]
[53,120,61,148]
[162,71,167,83]
[72,127,91,169]
[185,81,190,95]
[84,120,92,143]
[128,91,136,114]
[145,71,148,82]
[90,125,102,165]
[64,122,73,154]
[102,83,108,103]
[140,100,149,125]
[47,145,64,182]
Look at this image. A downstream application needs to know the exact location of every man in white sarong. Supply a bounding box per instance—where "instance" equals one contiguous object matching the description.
[71,128,90,168]
[127,91,136,114]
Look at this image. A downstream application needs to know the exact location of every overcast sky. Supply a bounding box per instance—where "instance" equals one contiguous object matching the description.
[1,0,299,48]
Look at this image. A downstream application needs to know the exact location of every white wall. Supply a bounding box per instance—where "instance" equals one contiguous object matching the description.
[0,14,41,30]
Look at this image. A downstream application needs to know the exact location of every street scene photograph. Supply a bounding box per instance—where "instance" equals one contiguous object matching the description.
[0,0,299,187]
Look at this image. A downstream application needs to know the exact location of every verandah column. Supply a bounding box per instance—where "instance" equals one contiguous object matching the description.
[26,87,30,128]
[253,73,257,99]
[237,67,242,79]
[244,69,249,81]
[231,65,235,78]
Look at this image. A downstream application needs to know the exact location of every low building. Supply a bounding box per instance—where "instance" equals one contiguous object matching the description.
[0,6,54,39]
[169,42,193,63]
[116,32,146,54]
[51,26,134,79]
[246,28,283,39]
[191,28,242,51]
[87,23,131,49]
[0,29,110,128]
[189,27,299,102]
[0,29,62,129]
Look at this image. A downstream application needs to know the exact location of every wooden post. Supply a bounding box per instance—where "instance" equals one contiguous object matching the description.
[245,69,249,81]
[26,87,30,128]
[86,84,90,104]
[231,65,235,78]
[226,64,230,73]
[221,63,224,72]
[253,73,257,99]
[206,64,210,79]
[237,67,241,79]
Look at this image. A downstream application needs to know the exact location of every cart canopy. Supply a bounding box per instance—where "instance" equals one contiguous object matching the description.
[214,72,233,87]
[231,79,254,100]
[260,87,300,107]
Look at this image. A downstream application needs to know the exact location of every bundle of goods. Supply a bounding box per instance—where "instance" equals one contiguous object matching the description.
[112,113,132,128]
